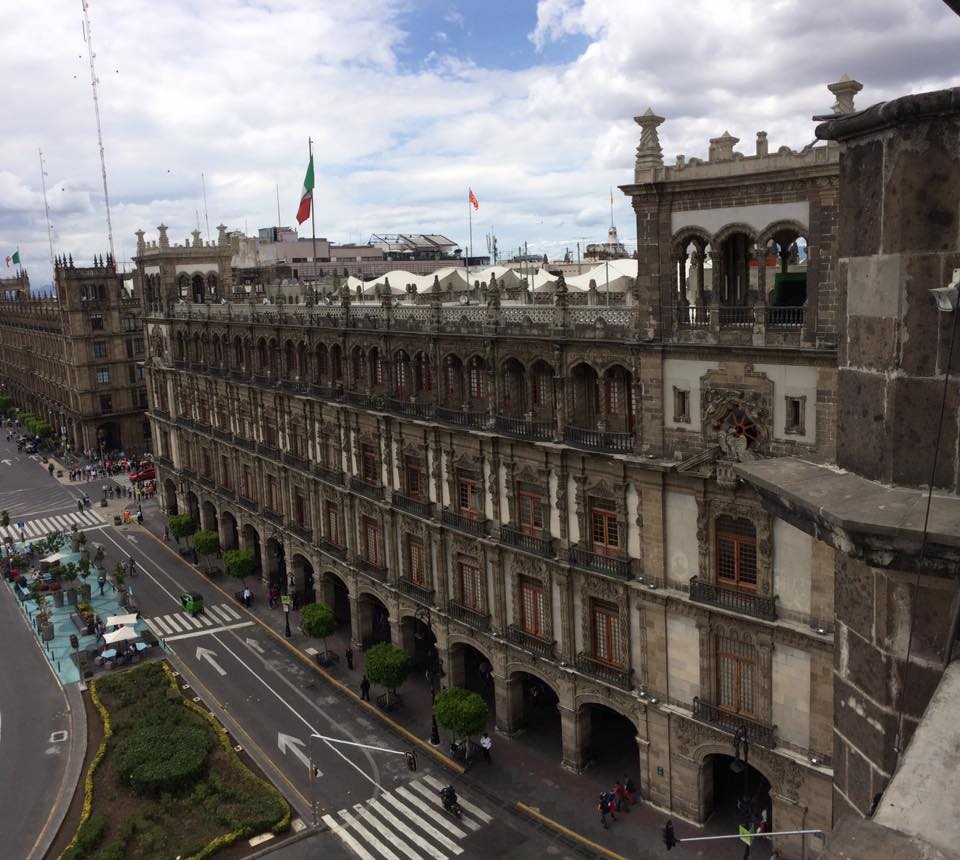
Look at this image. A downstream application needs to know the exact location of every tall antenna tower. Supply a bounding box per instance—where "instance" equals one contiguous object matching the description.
[81,0,115,260]
[38,148,55,268]
[201,172,211,243]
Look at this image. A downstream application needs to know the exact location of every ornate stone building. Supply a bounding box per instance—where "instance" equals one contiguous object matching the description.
[0,257,148,452]
[138,79,873,858]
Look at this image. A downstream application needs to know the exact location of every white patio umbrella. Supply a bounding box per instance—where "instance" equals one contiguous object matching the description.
[106,614,139,627]
[103,625,139,645]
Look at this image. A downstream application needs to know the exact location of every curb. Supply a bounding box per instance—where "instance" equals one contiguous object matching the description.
[516,802,628,860]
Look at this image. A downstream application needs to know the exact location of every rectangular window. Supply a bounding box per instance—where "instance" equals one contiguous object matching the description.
[590,503,619,557]
[457,474,483,518]
[531,370,548,407]
[325,501,341,546]
[135,364,145,382]
[142,420,151,439]
[458,559,483,610]
[468,365,483,400]
[673,387,690,423]
[263,423,278,448]
[201,448,212,478]
[521,578,546,638]
[220,455,232,488]
[363,516,382,567]
[404,456,424,499]
[267,476,280,512]
[159,429,170,459]
[126,339,134,359]
[242,466,254,501]
[138,388,148,409]
[134,337,145,355]
[99,395,112,413]
[716,517,757,589]
[361,444,378,485]
[93,341,108,358]
[292,427,307,459]
[294,493,307,528]
[717,635,757,717]
[122,315,141,332]
[96,368,110,384]
[90,313,104,331]
[517,490,544,535]
[407,535,425,585]
[593,602,623,665]
[785,395,806,435]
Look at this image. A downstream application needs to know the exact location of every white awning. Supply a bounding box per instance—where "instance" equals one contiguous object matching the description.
[106,614,139,627]
[41,552,69,564]
[103,625,139,645]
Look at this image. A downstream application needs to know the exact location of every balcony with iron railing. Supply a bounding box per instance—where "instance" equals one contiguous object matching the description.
[261,509,283,526]
[344,390,386,410]
[198,475,215,490]
[692,698,776,749]
[253,373,277,390]
[257,443,280,462]
[507,626,556,659]
[217,487,235,501]
[212,427,232,443]
[393,494,434,519]
[449,601,490,632]
[569,545,633,580]
[563,425,634,453]
[282,451,311,473]
[313,463,344,486]
[388,398,437,420]
[399,579,435,605]
[495,414,555,440]
[356,558,387,581]
[281,378,305,394]
[289,523,313,542]
[688,576,778,621]
[237,496,258,513]
[317,538,347,561]
[500,525,554,559]
[441,509,489,537]
[349,476,384,502]
[181,467,197,479]
[765,306,805,328]
[310,383,340,400]
[575,653,632,690]
[233,436,255,452]
[436,405,488,429]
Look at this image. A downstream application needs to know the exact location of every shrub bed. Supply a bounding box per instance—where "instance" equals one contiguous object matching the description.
[58,661,288,860]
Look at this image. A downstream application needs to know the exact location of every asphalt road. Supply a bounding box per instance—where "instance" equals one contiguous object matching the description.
[0,437,77,860]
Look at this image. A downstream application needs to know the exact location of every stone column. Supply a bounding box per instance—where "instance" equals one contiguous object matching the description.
[560,703,589,772]
[673,254,688,306]
[495,673,525,736]
[556,569,574,662]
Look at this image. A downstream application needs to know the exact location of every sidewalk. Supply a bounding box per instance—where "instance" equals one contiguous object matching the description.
[134,502,755,860]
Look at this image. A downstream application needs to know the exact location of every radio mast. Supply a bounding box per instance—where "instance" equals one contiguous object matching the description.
[38,148,55,268]
[81,0,115,260]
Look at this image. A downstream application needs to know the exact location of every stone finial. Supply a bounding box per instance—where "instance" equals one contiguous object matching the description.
[756,131,768,157]
[709,131,740,162]
[157,224,169,249]
[191,229,202,248]
[217,224,228,246]
[675,154,685,168]
[431,274,442,294]
[634,108,665,176]
[135,229,146,254]
[68,253,74,267]
[828,74,863,115]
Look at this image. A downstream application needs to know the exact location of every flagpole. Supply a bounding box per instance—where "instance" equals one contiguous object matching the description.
[309,137,318,289]
[467,194,472,290]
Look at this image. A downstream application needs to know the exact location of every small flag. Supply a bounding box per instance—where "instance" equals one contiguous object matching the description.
[610,187,614,206]
[3,256,9,267]
[12,249,20,266]
[296,157,315,225]
[468,188,479,210]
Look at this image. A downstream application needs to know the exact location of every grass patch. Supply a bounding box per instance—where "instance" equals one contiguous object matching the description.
[59,661,288,860]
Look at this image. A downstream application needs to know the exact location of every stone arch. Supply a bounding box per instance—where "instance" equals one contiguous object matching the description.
[357,589,391,648]
[200,498,218,533]
[694,741,778,825]
[319,569,352,632]
[670,225,713,254]
[162,477,178,515]
[756,219,808,250]
[221,510,238,551]
[290,552,316,605]
[573,695,642,777]
[710,221,759,248]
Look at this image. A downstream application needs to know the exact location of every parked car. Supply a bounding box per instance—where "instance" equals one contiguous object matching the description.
[129,465,156,482]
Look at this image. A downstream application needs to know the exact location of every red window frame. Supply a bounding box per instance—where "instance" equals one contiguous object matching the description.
[363,516,382,567]
[517,491,544,536]
[325,501,341,546]
[459,560,483,610]
[716,516,758,589]
[717,636,757,717]
[521,578,546,638]
[407,536,425,585]
[361,444,378,485]
[405,457,424,500]
[592,603,623,666]
[458,476,483,518]
[590,504,619,557]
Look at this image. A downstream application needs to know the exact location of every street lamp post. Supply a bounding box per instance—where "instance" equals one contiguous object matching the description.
[414,607,442,746]
[730,725,750,811]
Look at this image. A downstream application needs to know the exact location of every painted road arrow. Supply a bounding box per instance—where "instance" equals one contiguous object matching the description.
[195,646,226,676]
[1,459,11,466]
[244,638,265,655]
[277,732,319,773]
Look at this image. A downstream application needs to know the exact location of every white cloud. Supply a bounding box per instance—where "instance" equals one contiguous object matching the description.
[1,0,958,287]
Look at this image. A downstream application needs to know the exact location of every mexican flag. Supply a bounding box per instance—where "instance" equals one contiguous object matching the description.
[295,157,314,225]
[4,249,20,267]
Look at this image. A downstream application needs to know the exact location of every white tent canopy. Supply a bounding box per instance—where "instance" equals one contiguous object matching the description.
[103,625,139,645]
[106,614,139,628]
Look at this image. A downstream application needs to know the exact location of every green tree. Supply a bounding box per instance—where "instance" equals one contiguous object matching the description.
[363,643,411,708]
[0,395,11,413]
[300,603,336,656]
[433,687,489,744]
[192,529,220,573]
[167,513,195,547]
[224,548,257,586]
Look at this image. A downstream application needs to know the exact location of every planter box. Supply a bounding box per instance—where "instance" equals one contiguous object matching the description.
[52,590,65,608]
[70,612,95,635]
[41,621,55,642]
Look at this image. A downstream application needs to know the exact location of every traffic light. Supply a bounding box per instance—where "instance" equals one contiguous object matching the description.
[662,819,677,851]
[309,766,319,779]
[405,751,417,772]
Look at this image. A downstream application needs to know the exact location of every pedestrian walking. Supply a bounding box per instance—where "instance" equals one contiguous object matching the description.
[607,792,617,821]
[345,646,354,670]
[479,732,492,762]
[97,574,106,596]
[163,525,169,542]
[623,774,638,804]
[597,794,609,829]
[614,780,629,811]
[242,586,252,608]
[77,499,84,514]
[360,675,371,701]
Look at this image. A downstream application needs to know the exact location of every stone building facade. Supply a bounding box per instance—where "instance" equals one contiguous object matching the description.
[136,79,881,858]
[0,257,148,452]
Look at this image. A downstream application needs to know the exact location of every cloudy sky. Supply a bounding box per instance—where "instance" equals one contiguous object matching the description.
[2,0,958,287]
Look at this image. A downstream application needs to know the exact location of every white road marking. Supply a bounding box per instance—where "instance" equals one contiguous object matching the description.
[162,621,253,642]
[221,604,241,620]
[420,776,492,823]
[162,614,183,633]
[338,809,402,860]
[380,793,462,855]
[367,797,450,860]
[323,814,377,860]
[195,645,226,676]
[182,612,204,630]
[407,782,480,832]
[352,802,424,860]
[149,616,172,636]
[207,605,232,623]
[276,732,313,771]
[394,787,467,839]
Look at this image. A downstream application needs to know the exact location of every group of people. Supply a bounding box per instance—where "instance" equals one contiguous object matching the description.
[597,777,638,829]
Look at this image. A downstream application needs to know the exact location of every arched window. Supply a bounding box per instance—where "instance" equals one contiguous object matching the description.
[715,516,757,589]
[467,356,484,401]
[316,344,328,381]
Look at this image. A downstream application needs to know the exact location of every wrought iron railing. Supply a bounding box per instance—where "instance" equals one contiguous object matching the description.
[563,425,633,452]
[257,443,280,462]
[212,428,232,443]
[217,487,235,501]
[282,451,310,471]
[441,509,488,536]
[692,698,776,749]
[233,436,255,452]
[575,653,632,690]
[507,626,556,659]
[718,306,755,328]
[349,477,384,501]
[500,525,554,558]
[281,379,305,394]
[675,305,711,327]
[495,414,555,440]
[356,558,387,581]
[393,494,434,519]
[289,523,313,542]
[436,405,487,428]
[688,576,777,621]
[310,383,340,400]
[313,463,344,486]
[237,496,258,513]
[399,580,435,605]
[766,306,805,328]
[262,509,283,526]
[317,538,346,561]
[569,545,633,580]
[449,601,490,632]
[181,467,197,479]
[388,398,437,419]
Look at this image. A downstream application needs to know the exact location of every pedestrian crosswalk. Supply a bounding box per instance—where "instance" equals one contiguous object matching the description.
[145,602,245,637]
[0,508,104,541]
[323,774,493,860]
